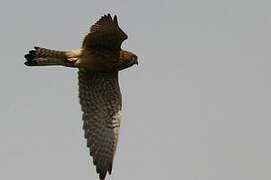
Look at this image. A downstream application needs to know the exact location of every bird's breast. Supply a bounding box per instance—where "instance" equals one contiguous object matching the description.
[75,50,121,72]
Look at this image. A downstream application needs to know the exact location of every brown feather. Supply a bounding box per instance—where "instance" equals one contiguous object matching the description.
[82,14,128,50]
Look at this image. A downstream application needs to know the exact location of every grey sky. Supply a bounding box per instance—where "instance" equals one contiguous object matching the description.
[0,0,271,179]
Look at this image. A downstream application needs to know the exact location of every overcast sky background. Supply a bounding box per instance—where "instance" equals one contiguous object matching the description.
[0,0,271,180]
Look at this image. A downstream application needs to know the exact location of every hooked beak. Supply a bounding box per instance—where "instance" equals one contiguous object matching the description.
[135,59,138,65]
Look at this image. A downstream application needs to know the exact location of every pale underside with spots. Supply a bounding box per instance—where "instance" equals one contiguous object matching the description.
[24,14,138,180]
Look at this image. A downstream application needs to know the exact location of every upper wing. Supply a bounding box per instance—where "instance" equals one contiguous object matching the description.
[78,69,122,180]
[82,14,128,50]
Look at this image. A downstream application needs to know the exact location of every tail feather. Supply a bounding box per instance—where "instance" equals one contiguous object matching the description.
[24,47,76,67]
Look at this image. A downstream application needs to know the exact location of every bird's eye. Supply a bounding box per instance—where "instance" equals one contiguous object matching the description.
[131,55,138,65]
[132,55,137,61]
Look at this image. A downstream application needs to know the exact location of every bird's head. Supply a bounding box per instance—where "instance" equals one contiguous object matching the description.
[119,50,138,70]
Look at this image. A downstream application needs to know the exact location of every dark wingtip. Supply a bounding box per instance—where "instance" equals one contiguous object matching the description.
[24,60,37,66]
[99,172,106,180]
[24,61,30,66]
[113,15,118,24]
[24,47,38,66]
[106,14,112,22]
[108,163,112,174]
[24,49,36,60]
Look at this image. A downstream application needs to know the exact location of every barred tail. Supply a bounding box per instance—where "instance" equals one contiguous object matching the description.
[24,47,76,67]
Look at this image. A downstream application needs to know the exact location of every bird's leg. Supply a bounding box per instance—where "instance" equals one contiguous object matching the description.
[66,48,82,62]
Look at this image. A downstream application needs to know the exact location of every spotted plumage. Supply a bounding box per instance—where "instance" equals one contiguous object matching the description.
[24,14,138,180]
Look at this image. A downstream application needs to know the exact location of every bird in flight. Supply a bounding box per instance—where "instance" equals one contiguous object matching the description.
[24,14,138,180]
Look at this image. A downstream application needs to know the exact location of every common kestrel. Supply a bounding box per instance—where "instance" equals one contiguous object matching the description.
[24,14,138,180]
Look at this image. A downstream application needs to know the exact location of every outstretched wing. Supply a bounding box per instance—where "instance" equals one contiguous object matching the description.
[82,14,128,50]
[78,69,122,180]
